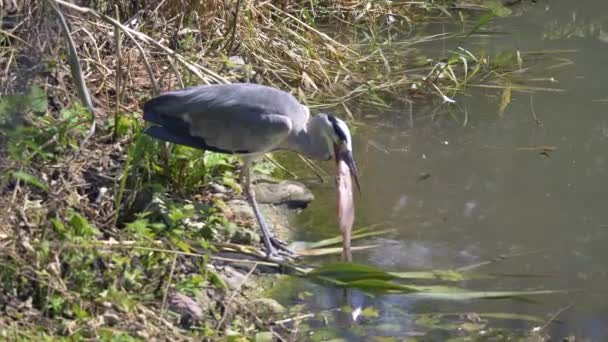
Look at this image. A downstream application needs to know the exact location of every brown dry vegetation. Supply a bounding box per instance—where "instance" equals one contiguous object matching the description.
[0,0,535,340]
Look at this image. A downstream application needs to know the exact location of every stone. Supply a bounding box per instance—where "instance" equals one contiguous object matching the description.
[219,266,249,291]
[248,298,286,318]
[253,180,314,207]
[168,290,203,327]
[101,312,120,326]
[208,183,228,194]
[226,199,255,221]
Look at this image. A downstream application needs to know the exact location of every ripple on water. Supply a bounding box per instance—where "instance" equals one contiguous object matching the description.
[366,238,482,269]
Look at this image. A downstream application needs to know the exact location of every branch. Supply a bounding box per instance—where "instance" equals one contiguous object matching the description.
[223,0,242,55]
[54,0,229,86]
[45,0,96,141]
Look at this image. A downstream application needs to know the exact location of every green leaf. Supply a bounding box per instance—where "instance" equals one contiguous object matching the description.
[408,289,569,300]
[466,12,496,38]
[28,85,48,114]
[345,279,420,293]
[294,227,395,250]
[388,270,471,282]
[254,332,273,342]
[208,269,228,290]
[297,244,379,257]
[47,294,65,314]
[51,218,66,234]
[69,213,99,238]
[361,306,379,318]
[308,263,396,282]
[485,0,512,17]
[11,171,48,192]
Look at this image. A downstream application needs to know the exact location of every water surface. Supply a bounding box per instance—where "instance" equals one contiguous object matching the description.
[279,1,608,339]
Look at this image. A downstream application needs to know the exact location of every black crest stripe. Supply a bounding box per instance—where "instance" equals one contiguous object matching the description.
[327,115,347,142]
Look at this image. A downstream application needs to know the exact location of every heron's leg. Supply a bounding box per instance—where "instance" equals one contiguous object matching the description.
[242,158,277,257]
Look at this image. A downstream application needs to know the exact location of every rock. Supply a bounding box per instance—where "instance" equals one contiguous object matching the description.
[248,298,285,319]
[219,266,249,291]
[254,180,314,207]
[228,56,246,71]
[226,199,255,221]
[229,227,259,245]
[101,312,120,326]
[209,183,228,194]
[168,290,203,327]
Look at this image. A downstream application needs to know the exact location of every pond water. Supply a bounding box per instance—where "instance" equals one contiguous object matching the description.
[275,0,608,340]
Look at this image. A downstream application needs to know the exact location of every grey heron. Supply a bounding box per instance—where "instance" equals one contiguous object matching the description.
[142,83,360,259]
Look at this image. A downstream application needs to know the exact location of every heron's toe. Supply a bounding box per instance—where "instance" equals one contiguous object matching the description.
[270,237,296,256]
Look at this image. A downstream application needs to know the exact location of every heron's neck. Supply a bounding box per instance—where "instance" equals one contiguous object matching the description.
[288,118,331,161]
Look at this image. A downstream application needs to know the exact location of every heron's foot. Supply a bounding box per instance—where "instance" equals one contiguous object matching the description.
[270,236,296,256]
[261,246,291,264]
[260,239,295,263]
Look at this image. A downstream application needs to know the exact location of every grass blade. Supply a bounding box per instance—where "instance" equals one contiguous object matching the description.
[297,245,380,257]
[11,171,48,192]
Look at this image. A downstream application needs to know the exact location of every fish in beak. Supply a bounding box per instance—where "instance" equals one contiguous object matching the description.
[334,142,360,262]
[334,143,361,194]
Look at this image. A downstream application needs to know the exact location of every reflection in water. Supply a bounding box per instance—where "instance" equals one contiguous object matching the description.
[366,239,480,270]
[278,0,608,339]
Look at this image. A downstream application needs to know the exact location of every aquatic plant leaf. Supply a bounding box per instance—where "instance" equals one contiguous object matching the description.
[486,0,512,17]
[460,322,485,332]
[474,312,544,322]
[308,263,396,282]
[408,289,568,301]
[361,306,379,318]
[294,227,394,250]
[388,270,471,282]
[423,312,544,323]
[297,245,379,257]
[466,12,496,38]
[498,80,512,116]
[340,279,420,294]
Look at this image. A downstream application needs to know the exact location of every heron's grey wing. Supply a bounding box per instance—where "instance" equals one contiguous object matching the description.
[189,111,293,153]
[143,84,302,153]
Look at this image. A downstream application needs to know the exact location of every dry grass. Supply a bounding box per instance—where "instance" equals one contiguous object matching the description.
[0,0,561,339]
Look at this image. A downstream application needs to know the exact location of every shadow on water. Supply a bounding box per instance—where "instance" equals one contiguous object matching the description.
[274,0,608,340]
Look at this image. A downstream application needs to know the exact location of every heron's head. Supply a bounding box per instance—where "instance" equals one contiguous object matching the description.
[317,113,361,192]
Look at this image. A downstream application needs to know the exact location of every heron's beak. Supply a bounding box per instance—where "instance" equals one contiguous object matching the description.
[335,143,361,194]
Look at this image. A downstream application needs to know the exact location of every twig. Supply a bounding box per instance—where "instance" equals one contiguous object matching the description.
[223,0,242,55]
[117,19,160,96]
[54,0,229,85]
[45,0,96,142]
[216,263,257,330]
[530,95,543,126]
[457,249,545,272]
[539,303,573,331]
[264,155,297,178]
[160,253,178,321]
[168,57,184,89]
[114,5,122,141]
[297,154,327,183]
[274,313,314,325]
[264,2,356,55]
[10,178,20,203]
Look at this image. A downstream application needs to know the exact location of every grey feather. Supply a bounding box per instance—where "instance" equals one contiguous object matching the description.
[143,83,308,154]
